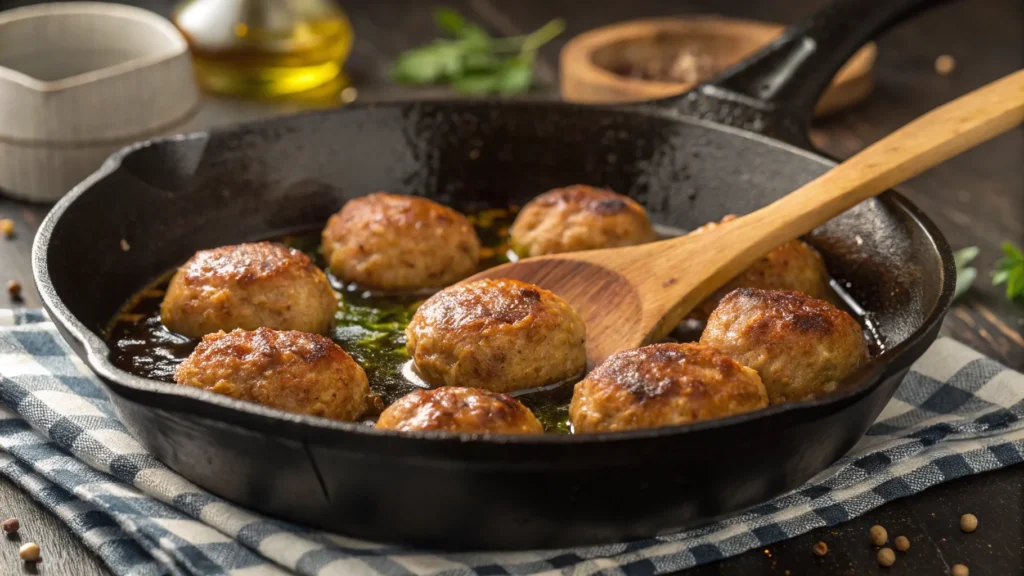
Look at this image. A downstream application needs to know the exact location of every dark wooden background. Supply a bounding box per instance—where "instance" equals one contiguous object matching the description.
[0,0,1021,574]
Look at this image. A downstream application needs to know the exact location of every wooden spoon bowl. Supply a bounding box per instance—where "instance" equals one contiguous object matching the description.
[476,70,1024,368]
[560,16,876,117]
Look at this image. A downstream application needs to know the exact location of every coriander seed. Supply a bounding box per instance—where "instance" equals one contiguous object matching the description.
[812,541,828,556]
[951,564,969,576]
[869,524,888,546]
[877,547,895,567]
[7,280,21,299]
[19,542,41,562]
[894,535,909,552]
[1,517,18,534]
[960,513,978,532]
[935,55,956,75]
[0,219,13,238]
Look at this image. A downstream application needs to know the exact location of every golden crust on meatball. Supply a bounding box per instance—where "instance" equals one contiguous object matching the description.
[700,288,868,404]
[321,192,481,291]
[375,387,543,434]
[175,328,370,421]
[509,185,656,257]
[569,342,768,433]
[406,278,586,393]
[689,215,833,320]
[160,242,337,339]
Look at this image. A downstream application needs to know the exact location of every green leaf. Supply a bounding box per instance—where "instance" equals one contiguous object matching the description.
[952,246,979,301]
[992,269,1011,286]
[954,267,977,301]
[953,246,979,270]
[496,57,534,94]
[452,72,501,94]
[1008,269,1024,300]
[459,24,491,46]
[391,41,464,84]
[463,50,501,73]
[1002,241,1024,262]
[434,7,465,36]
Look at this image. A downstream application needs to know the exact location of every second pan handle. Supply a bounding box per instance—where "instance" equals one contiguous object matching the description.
[648,0,955,148]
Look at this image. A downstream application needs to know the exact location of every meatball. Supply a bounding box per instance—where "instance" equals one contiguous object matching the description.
[406,278,586,393]
[161,242,337,339]
[700,288,868,404]
[375,387,543,434]
[509,185,656,257]
[175,328,370,421]
[570,342,768,433]
[321,192,481,291]
[688,215,833,320]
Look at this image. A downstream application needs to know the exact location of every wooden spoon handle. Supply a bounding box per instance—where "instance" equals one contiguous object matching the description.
[638,69,1024,341]
[726,69,1024,268]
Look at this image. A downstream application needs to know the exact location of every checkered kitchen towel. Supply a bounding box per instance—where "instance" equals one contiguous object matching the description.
[1,309,1023,576]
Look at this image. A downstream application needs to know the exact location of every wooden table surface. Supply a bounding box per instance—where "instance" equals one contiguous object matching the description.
[0,0,1021,574]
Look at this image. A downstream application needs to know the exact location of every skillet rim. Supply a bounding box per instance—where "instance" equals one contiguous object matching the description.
[31,98,957,447]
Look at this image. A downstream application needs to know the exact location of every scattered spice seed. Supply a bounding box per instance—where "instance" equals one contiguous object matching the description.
[935,54,956,75]
[960,513,978,532]
[1,518,18,534]
[0,219,13,238]
[894,535,910,552]
[951,564,969,576]
[19,542,41,562]
[7,280,22,300]
[877,547,896,567]
[869,525,888,546]
[812,541,828,556]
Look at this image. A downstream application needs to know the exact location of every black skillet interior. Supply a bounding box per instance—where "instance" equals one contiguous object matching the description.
[33,0,956,549]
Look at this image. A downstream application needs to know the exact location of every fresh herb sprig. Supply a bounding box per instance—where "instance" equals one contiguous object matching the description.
[953,246,979,301]
[392,8,564,95]
[992,241,1024,301]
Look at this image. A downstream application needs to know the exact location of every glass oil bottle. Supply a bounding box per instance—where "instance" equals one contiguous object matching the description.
[172,0,353,98]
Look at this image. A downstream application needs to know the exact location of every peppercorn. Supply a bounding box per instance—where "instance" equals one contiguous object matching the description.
[894,535,910,552]
[0,219,13,238]
[812,541,828,556]
[19,542,41,562]
[935,55,956,76]
[7,280,21,300]
[1,518,18,534]
[869,524,888,546]
[960,513,978,533]
[951,564,969,576]
[877,547,895,567]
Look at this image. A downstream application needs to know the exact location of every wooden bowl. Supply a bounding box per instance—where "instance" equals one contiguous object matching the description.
[561,16,876,117]
[0,2,199,202]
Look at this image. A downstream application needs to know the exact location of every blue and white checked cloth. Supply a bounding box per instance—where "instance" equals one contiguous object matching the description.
[1,308,1023,576]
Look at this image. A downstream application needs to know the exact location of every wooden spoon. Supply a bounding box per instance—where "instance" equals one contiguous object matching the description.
[471,70,1024,367]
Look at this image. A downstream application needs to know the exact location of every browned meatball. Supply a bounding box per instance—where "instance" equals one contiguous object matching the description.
[160,242,337,339]
[570,342,768,433]
[321,192,481,291]
[175,328,370,421]
[406,278,586,393]
[509,185,656,257]
[688,215,833,320]
[375,387,543,434]
[700,288,868,404]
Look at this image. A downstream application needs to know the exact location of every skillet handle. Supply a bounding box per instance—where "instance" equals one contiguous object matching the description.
[650,0,954,148]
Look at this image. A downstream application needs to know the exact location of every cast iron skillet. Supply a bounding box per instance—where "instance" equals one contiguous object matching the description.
[34,0,957,550]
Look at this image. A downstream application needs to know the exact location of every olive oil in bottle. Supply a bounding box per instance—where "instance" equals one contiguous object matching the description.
[173,0,353,98]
